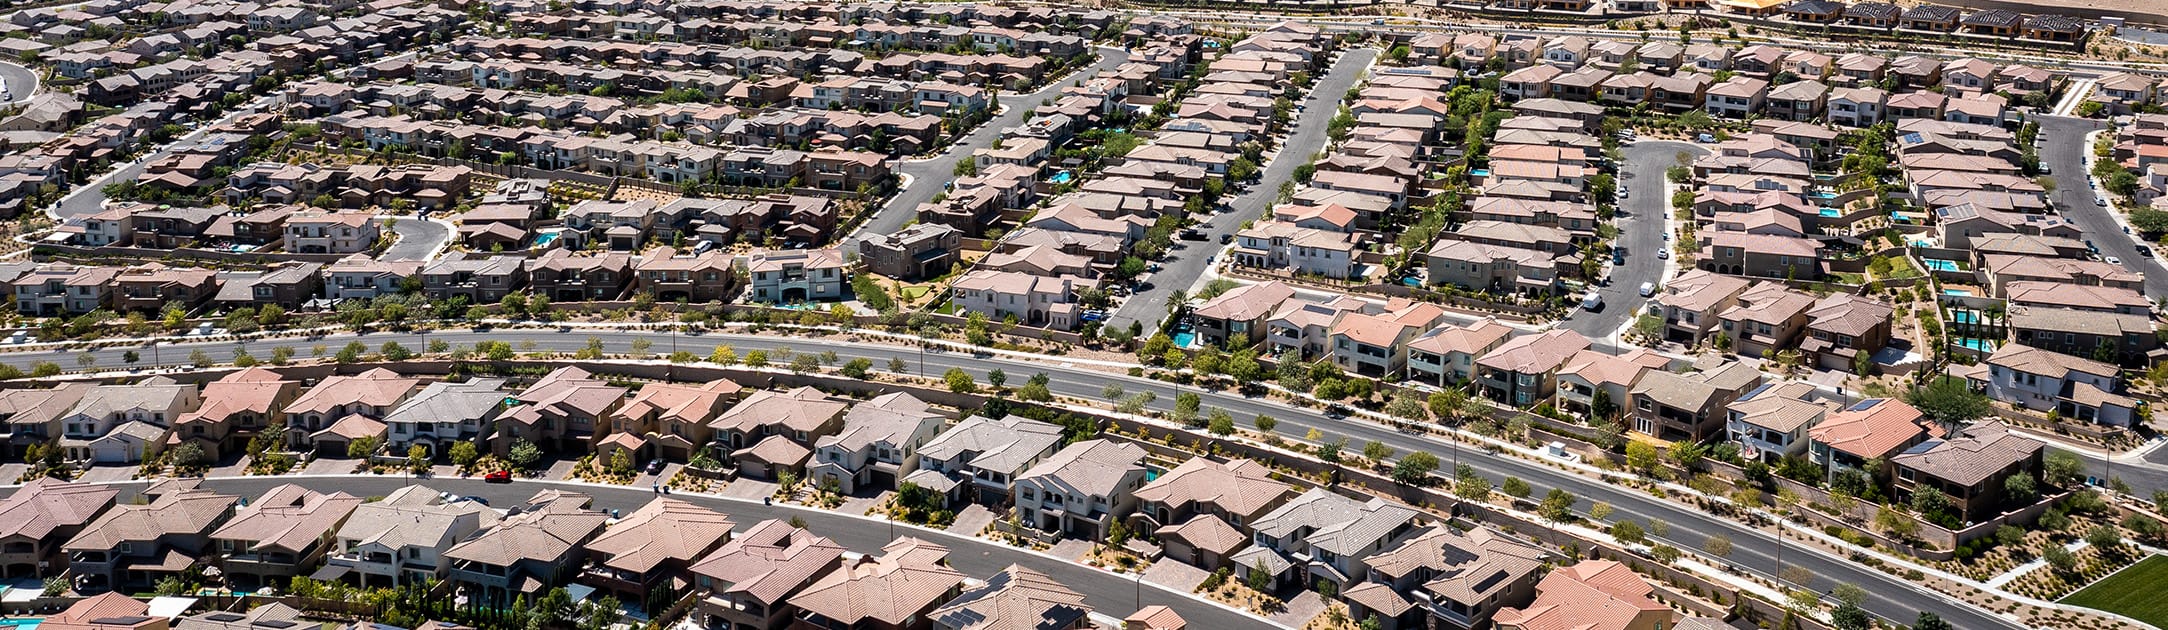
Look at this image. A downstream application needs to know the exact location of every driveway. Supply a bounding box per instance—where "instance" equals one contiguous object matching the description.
[0,61,36,104]
[1560,140,1704,340]
[1106,47,1381,333]
[381,217,450,261]
[841,48,1133,250]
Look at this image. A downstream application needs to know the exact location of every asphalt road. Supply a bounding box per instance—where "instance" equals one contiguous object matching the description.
[841,48,1133,251]
[22,330,2018,629]
[0,61,37,103]
[2036,115,2168,298]
[1560,140,1703,340]
[382,218,450,261]
[1106,48,1380,333]
[0,476,1256,629]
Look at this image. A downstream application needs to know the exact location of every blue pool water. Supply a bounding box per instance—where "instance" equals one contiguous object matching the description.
[1818,208,1841,218]
[1956,338,1997,351]
[1943,288,1973,296]
[0,620,42,630]
[1471,169,1490,177]
[533,232,560,247]
[1950,311,1977,324]
[1810,191,1837,199]
[1049,171,1074,184]
[1402,277,1422,287]
[1922,259,1961,272]
[1171,331,1196,348]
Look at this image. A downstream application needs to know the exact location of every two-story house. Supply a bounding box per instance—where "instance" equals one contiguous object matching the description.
[712,387,850,480]
[1475,329,1592,407]
[1190,281,1295,349]
[1344,526,1545,630]
[917,415,1066,506]
[1807,398,1942,484]
[689,519,846,630]
[326,485,500,587]
[171,368,299,460]
[1405,318,1517,388]
[1627,362,1765,442]
[284,210,380,254]
[443,490,610,607]
[1329,299,1450,378]
[493,366,625,457]
[1724,381,1831,462]
[57,381,199,466]
[382,379,507,458]
[1892,423,2044,524]
[283,368,418,454]
[1972,344,2138,426]
[1134,458,1297,572]
[578,498,735,605]
[212,485,363,590]
[0,479,116,580]
[422,254,527,305]
[788,538,965,630]
[807,393,945,495]
[601,378,742,464]
[747,248,847,303]
[1012,439,1148,542]
[1237,488,1419,595]
[62,482,237,593]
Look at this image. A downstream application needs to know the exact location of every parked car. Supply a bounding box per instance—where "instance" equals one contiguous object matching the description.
[1639,282,1655,297]
[2140,246,2155,258]
[2107,256,2123,265]
[1658,249,1670,259]
[484,470,512,483]
[1582,293,1604,311]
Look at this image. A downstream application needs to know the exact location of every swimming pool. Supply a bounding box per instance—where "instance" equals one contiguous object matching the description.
[0,619,42,630]
[1949,311,1977,324]
[1171,331,1196,348]
[1818,208,1841,218]
[1922,259,1961,272]
[533,232,561,247]
[1471,169,1490,177]
[1048,171,1074,184]
[1955,338,1997,351]
[1942,288,1973,296]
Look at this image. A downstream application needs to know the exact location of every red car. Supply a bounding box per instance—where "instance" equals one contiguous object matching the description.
[484,470,512,483]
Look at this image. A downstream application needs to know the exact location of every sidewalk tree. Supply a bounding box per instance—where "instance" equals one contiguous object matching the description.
[1703,534,1733,560]
[1394,452,1438,485]
[449,442,479,470]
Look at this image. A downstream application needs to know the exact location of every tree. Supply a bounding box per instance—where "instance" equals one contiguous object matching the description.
[1363,440,1395,461]
[1909,486,1954,525]
[744,349,769,367]
[449,441,479,469]
[2004,471,2039,505]
[1394,451,1439,485]
[2043,544,2078,575]
[789,353,820,374]
[1904,376,1990,425]
[840,358,874,379]
[1915,612,1952,630]
[170,442,208,472]
[1625,441,1659,473]
[1385,394,1427,422]
[2045,450,2086,487]
[944,368,979,394]
[1829,602,1872,630]
[987,368,1007,389]
[1245,560,1273,592]
[1207,409,1236,436]
[1254,415,1277,433]
[2086,524,2122,549]
[346,436,381,460]
[406,445,430,474]
[1703,534,1733,560]
[1539,488,1576,524]
[1610,520,1647,545]
[506,438,541,471]
[1503,477,1532,498]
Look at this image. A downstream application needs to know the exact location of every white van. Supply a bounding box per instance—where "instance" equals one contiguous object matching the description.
[1638,282,1655,297]
[1581,293,1603,311]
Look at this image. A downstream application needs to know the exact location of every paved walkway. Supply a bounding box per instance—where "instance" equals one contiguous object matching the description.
[720,478,777,500]
[1048,539,1096,561]
[1268,591,1327,628]
[839,490,888,516]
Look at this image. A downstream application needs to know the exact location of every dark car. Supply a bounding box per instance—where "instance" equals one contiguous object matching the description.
[1220,233,1234,244]
[2140,246,2156,258]
[1179,229,1207,241]
[484,470,513,483]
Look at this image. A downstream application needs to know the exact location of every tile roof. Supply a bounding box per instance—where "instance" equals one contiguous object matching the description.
[585,498,734,575]
[789,537,966,627]
[1893,423,2042,487]
[817,392,941,453]
[0,478,117,542]
[919,415,1064,475]
[1493,560,1665,630]
[1985,343,2120,381]
[1367,525,1546,603]
[1154,515,1249,556]
[1125,605,1186,630]
[689,519,846,606]
[1134,457,1294,518]
[927,564,1091,630]
[42,593,154,630]
[1476,329,1591,375]
[335,485,499,552]
[1407,317,1516,358]
[443,490,608,567]
[66,488,238,551]
[212,485,365,553]
[1725,382,1830,433]
[1252,488,1419,557]
[1192,281,1296,323]
[1807,398,1941,460]
[1017,439,1146,499]
[711,386,850,434]
[285,368,418,416]
[1631,362,1763,412]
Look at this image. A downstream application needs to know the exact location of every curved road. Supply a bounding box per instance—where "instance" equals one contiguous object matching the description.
[0,475,1262,629]
[14,329,2021,629]
[0,61,37,104]
[842,48,1133,250]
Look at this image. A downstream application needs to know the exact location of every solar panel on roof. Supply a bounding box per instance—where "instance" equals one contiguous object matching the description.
[1847,398,1884,412]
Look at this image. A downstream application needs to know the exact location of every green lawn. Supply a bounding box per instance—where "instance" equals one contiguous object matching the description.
[2062,554,2168,627]
[899,286,929,300]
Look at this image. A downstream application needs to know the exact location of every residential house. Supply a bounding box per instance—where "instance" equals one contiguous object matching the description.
[1493,561,1669,630]
[579,498,735,605]
[1192,281,1295,348]
[2007,306,2159,368]
[62,483,237,592]
[859,223,962,281]
[929,565,1091,630]
[212,485,364,590]
[1406,318,1517,388]
[422,254,527,305]
[1012,439,1147,541]
[443,490,611,607]
[1237,488,1419,594]
[0,479,116,579]
[747,248,847,303]
[1802,293,1894,372]
[1475,329,1592,407]
[1135,458,1297,572]
[1628,362,1766,442]
[917,415,1065,505]
[1807,398,1941,482]
[1724,381,1831,462]
[1555,349,1670,422]
[1975,343,2138,426]
[285,210,380,254]
[712,387,851,480]
[1715,283,1817,358]
[948,270,1088,331]
[382,379,508,458]
[1329,299,1450,378]
[57,382,199,466]
[527,249,634,302]
[637,247,737,303]
[602,378,742,463]
[1345,526,1545,630]
[808,393,946,495]
[171,368,298,460]
[690,519,847,630]
[1892,423,2044,523]
[788,537,966,630]
[41,593,168,630]
[283,368,418,454]
[326,485,500,587]
[494,366,625,457]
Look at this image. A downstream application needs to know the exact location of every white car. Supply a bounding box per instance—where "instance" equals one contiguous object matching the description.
[1638,282,1655,297]
[2107,256,2123,265]
[1581,293,1604,311]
